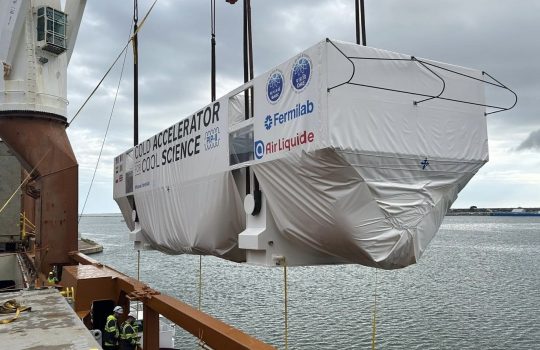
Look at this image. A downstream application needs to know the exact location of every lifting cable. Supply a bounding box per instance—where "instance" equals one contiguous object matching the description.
[371,269,378,350]
[210,0,216,101]
[281,258,289,350]
[134,0,142,319]
[0,150,50,216]
[78,26,131,223]
[198,255,203,311]
[196,255,205,349]
[136,248,141,316]
[68,0,159,127]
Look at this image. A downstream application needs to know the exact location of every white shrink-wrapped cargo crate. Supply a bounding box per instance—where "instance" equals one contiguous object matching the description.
[114,39,500,269]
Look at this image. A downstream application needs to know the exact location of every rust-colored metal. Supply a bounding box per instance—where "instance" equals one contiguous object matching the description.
[65,252,276,349]
[143,303,160,350]
[0,114,78,276]
[148,294,276,350]
[70,251,103,266]
[20,170,38,236]
[62,264,119,311]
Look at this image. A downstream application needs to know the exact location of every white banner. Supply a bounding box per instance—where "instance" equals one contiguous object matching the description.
[132,101,228,192]
[252,43,325,163]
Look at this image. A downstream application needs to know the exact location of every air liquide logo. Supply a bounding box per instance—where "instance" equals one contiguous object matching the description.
[291,54,312,92]
[266,69,284,104]
[263,100,314,131]
[254,131,315,160]
[254,140,265,160]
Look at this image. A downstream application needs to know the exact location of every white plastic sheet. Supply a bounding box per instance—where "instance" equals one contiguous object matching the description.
[114,39,488,268]
[253,150,482,268]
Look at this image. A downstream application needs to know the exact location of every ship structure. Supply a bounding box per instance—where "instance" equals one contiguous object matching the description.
[0,0,84,280]
[0,1,275,349]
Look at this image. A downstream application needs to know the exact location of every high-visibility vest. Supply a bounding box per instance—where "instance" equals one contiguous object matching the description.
[103,315,119,346]
[120,322,138,349]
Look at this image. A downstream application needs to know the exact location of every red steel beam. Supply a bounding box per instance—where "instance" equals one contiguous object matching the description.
[143,303,160,350]
[147,294,276,350]
[69,252,274,349]
[69,251,103,266]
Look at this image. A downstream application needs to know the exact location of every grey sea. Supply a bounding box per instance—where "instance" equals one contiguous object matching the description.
[79,215,540,349]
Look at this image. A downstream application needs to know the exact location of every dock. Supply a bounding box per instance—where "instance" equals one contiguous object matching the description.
[78,238,103,255]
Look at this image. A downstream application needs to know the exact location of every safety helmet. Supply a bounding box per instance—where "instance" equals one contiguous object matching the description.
[48,271,53,276]
[113,306,124,314]
[127,313,136,319]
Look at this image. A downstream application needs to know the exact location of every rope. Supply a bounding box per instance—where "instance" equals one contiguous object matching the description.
[0,150,49,216]
[371,269,378,350]
[198,255,203,311]
[68,45,127,126]
[133,0,139,60]
[197,255,204,349]
[136,249,141,316]
[137,250,141,281]
[68,0,159,127]
[0,300,31,313]
[78,26,131,223]
[0,308,20,324]
[283,259,288,350]
[0,300,31,325]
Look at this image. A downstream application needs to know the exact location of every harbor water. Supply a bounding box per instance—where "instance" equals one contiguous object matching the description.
[79,215,540,349]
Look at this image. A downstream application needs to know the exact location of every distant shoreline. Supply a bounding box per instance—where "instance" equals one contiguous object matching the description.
[447,207,540,216]
[80,208,540,218]
[79,213,122,217]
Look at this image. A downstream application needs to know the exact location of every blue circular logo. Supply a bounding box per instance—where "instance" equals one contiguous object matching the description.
[291,54,312,92]
[254,140,265,160]
[266,70,284,103]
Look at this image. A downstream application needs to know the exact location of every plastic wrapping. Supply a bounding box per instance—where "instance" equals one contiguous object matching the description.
[114,39,488,268]
[253,150,481,268]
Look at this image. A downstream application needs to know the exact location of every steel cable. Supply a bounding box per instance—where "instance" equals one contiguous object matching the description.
[78,26,131,222]
[68,0,159,127]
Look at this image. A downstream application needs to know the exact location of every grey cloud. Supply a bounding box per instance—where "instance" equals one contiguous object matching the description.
[62,0,540,212]
[516,129,540,151]
[73,1,540,129]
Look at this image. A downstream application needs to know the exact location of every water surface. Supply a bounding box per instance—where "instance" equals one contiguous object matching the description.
[79,215,540,349]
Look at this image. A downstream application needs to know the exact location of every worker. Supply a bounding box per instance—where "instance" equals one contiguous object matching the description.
[119,313,139,350]
[47,271,58,284]
[103,305,123,350]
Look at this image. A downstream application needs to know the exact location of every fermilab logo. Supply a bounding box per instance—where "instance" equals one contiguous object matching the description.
[266,69,284,104]
[263,99,315,131]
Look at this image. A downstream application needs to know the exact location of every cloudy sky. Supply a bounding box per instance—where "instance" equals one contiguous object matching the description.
[66,0,540,214]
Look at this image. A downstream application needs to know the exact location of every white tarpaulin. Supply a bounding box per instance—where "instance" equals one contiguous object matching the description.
[114,101,246,261]
[114,39,489,268]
